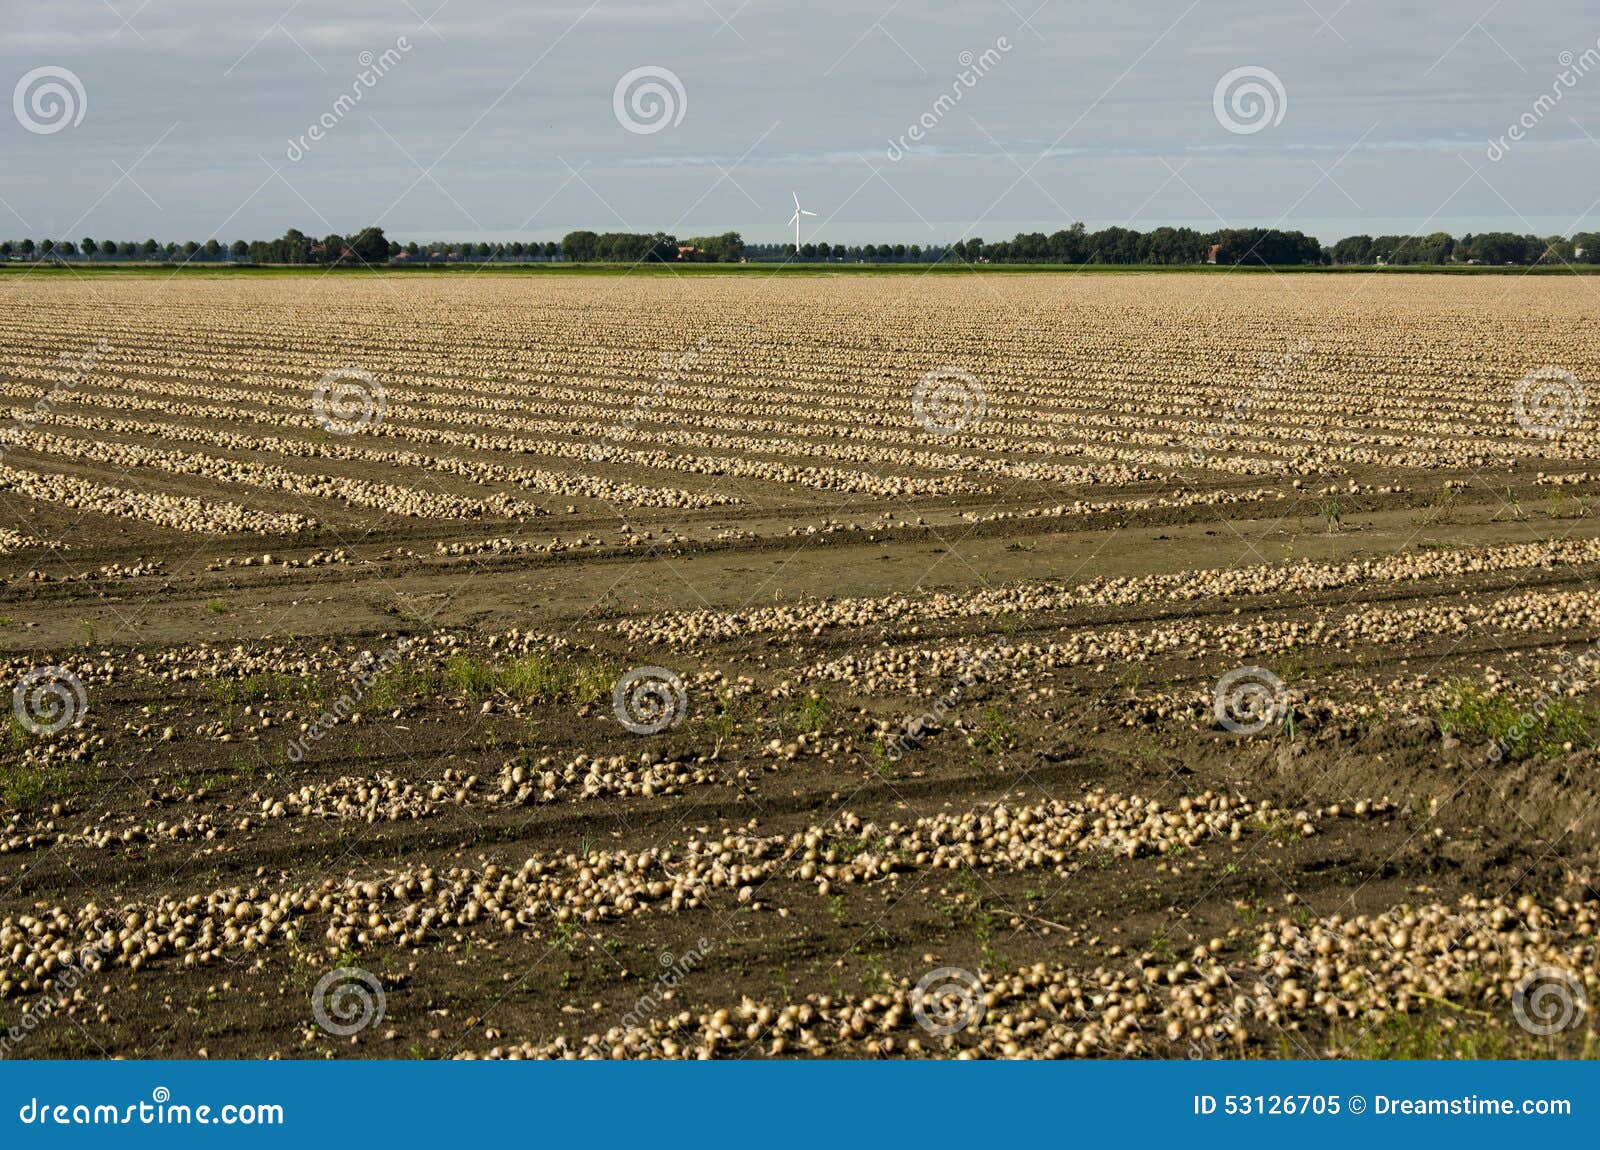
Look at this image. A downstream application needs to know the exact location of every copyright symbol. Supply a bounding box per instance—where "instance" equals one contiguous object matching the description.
[1348,1095,1366,1114]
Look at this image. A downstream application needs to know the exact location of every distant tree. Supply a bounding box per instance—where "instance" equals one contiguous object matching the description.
[102,240,118,257]
[20,239,35,256]
[646,233,678,262]
[183,240,200,258]
[40,239,55,257]
[1539,235,1572,263]
[202,239,221,260]
[1330,235,1373,264]
[544,240,560,259]
[80,237,98,259]
[1081,227,1136,263]
[1213,228,1323,266]
[1454,231,1541,265]
[405,241,421,258]
[1141,226,1207,264]
[348,226,389,265]
[256,229,314,264]
[568,231,678,262]
[230,240,248,260]
[1391,232,1453,264]
[142,239,159,257]
[1042,225,1081,263]
[682,232,743,262]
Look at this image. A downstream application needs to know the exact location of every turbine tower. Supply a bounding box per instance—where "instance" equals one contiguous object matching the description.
[787,192,817,250]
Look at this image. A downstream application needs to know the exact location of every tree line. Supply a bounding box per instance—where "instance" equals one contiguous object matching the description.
[6,224,1600,267]
[1327,232,1600,265]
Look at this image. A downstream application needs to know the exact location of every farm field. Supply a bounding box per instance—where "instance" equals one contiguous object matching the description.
[2,269,1599,1059]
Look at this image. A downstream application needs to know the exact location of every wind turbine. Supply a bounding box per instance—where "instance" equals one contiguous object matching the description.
[787,192,817,249]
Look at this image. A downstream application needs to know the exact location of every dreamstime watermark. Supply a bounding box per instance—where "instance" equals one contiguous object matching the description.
[1512,366,1585,437]
[619,939,712,1030]
[1511,966,1587,1036]
[1212,65,1287,135]
[0,339,110,465]
[16,1088,284,1126]
[13,66,86,134]
[1212,665,1288,735]
[1189,339,1311,466]
[285,37,413,162]
[613,66,686,134]
[613,666,687,734]
[285,639,411,762]
[590,337,709,461]
[912,367,986,434]
[313,367,387,435]
[1487,45,1600,162]
[886,641,1005,762]
[0,938,115,1056]
[311,967,387,1037]
[885,37,1013,162]
[12,666,88,737]
[1487,637,1599,763]
[912,966,985,1035]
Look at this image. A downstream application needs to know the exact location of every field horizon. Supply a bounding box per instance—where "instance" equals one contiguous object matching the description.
[7,262,1600,277]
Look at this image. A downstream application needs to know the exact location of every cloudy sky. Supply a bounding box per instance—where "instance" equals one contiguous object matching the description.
[6,0,1600,245]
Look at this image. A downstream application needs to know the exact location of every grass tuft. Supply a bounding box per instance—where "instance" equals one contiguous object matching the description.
[444,653,615,706]
[1434,681,1598,760]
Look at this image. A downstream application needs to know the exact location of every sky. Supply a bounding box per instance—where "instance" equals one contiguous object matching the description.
[6,0,1600,246]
